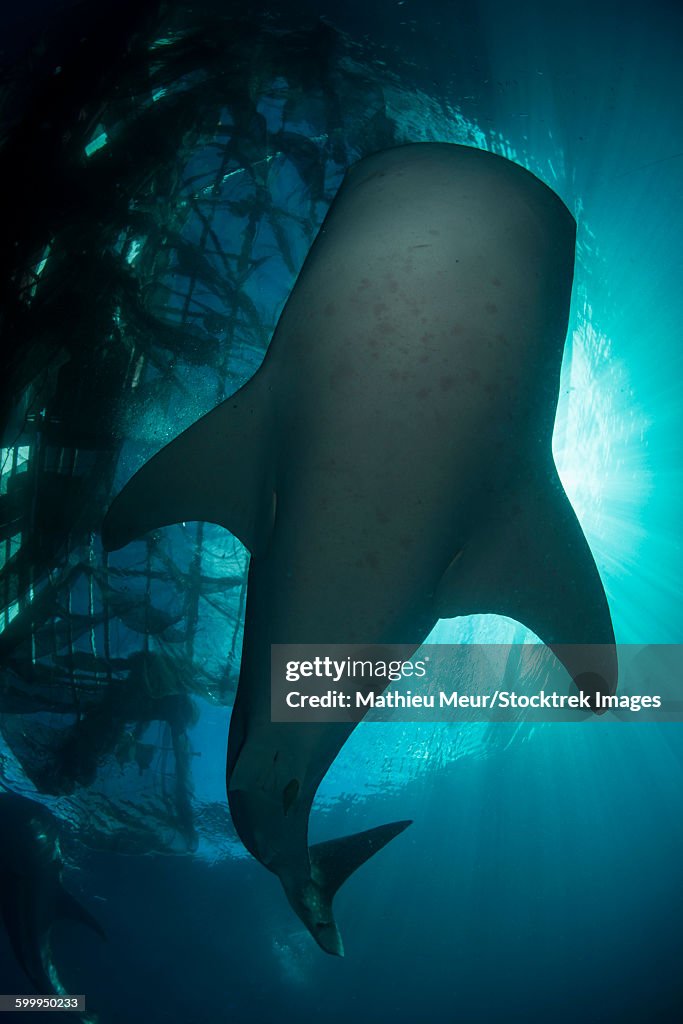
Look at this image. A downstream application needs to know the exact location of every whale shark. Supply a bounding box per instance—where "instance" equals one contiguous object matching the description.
[102,142,617,955]
[0,791,104,1005]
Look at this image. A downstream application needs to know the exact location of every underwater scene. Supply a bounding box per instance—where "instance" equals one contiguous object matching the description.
[0,0,682,1021]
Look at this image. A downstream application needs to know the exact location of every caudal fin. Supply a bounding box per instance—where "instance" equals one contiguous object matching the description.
[292,819,412,957]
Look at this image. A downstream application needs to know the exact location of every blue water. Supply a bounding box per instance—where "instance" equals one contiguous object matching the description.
[1,0,682,1021]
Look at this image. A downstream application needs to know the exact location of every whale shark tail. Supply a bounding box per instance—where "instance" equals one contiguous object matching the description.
[295,819,412,957]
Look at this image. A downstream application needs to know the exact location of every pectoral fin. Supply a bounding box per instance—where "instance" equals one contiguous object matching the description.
[435,466,617,703]
[102,376,275,557]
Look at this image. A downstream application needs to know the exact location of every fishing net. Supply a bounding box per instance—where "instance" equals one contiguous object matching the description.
[0,0,492,854]
[0,0,509,851]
